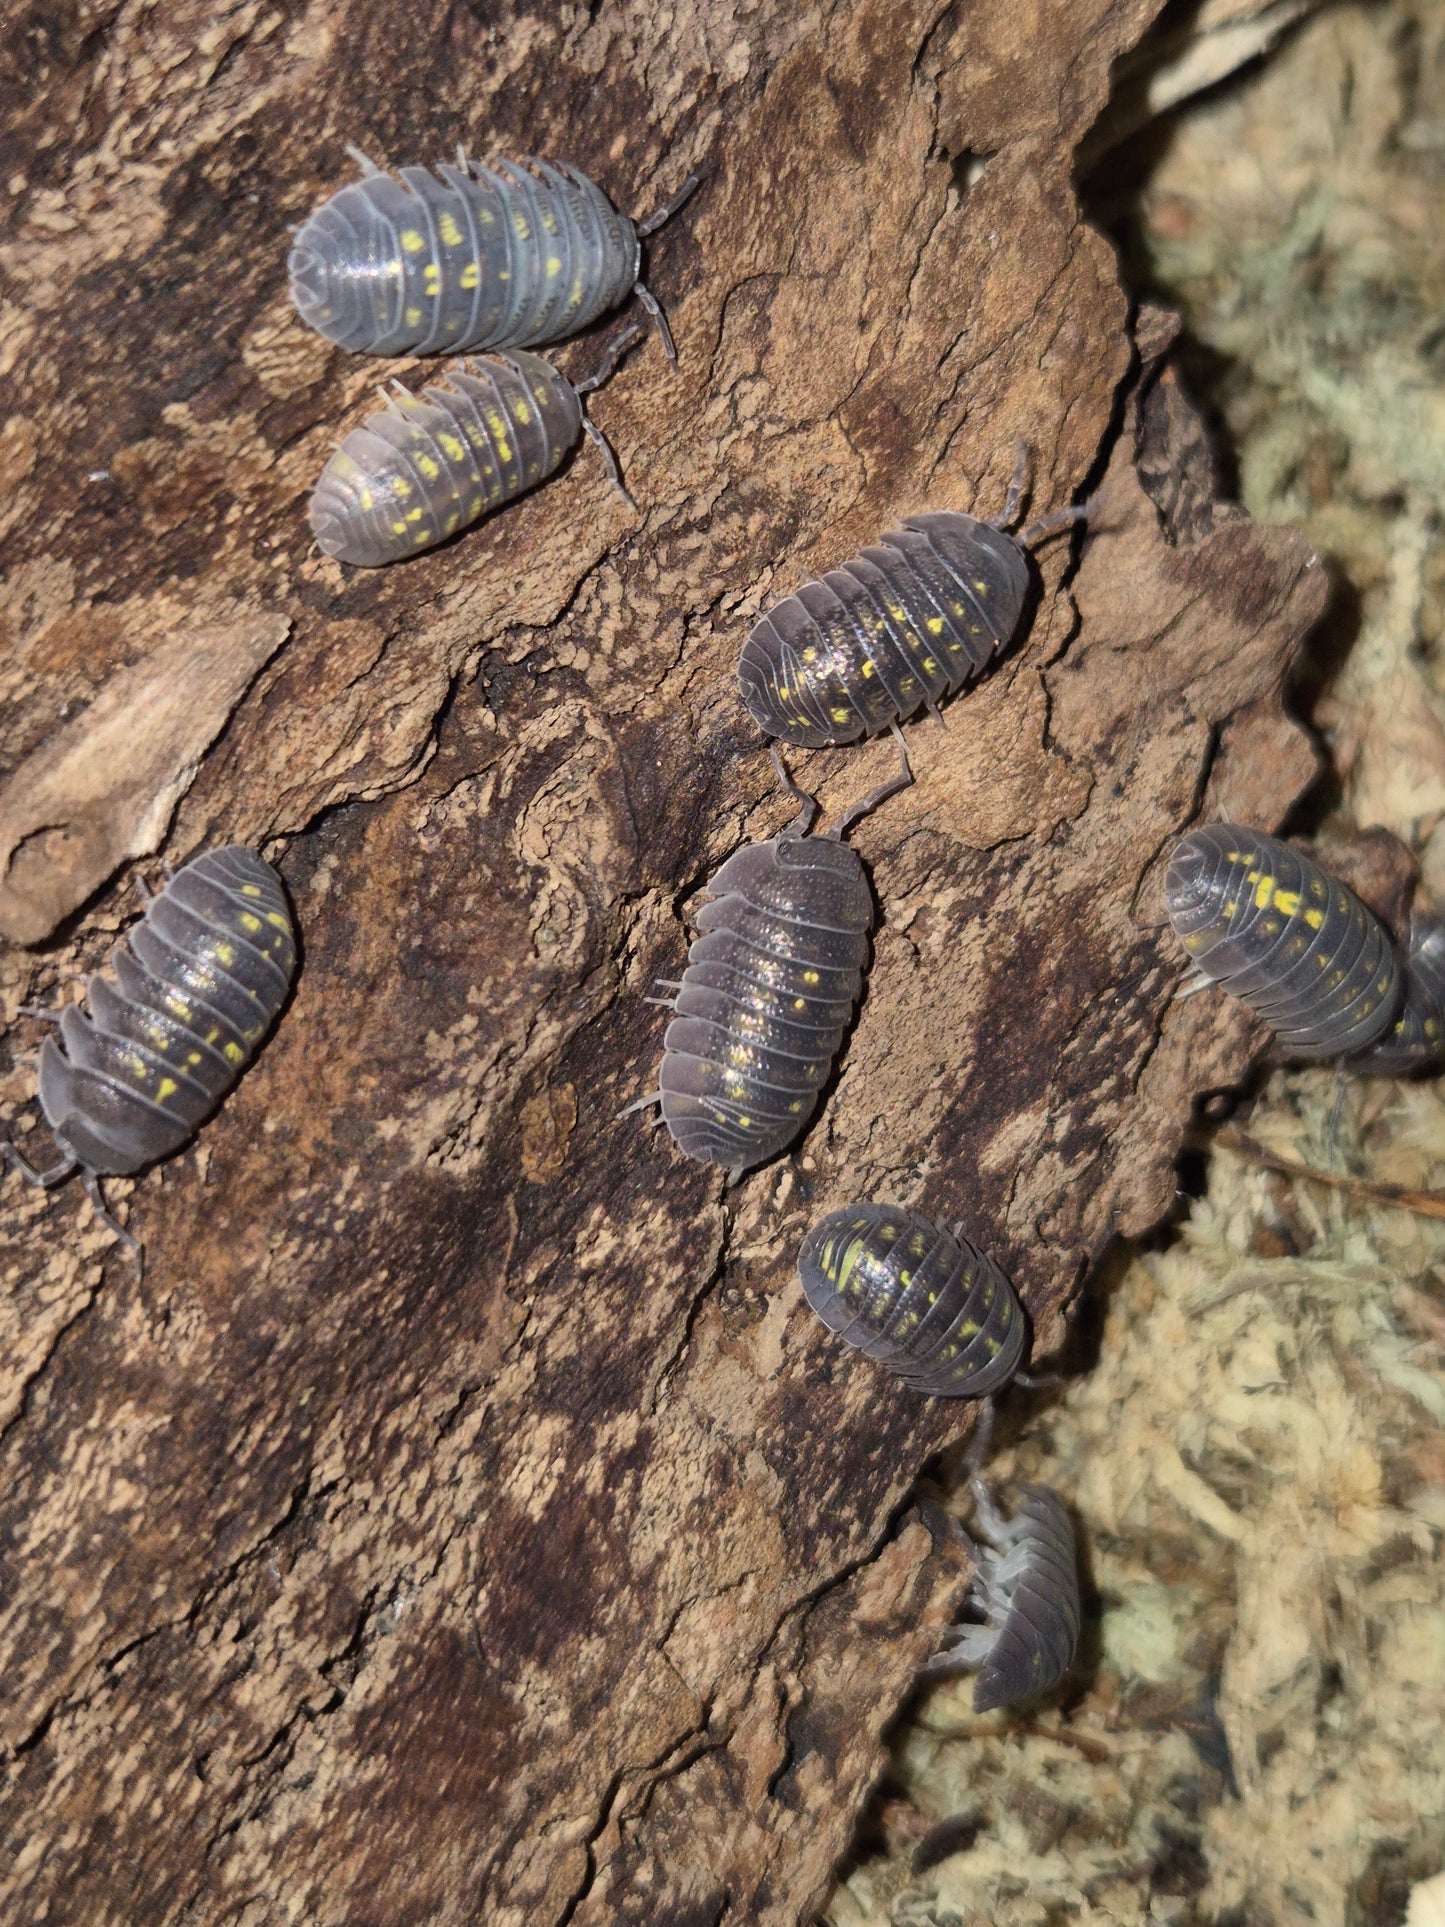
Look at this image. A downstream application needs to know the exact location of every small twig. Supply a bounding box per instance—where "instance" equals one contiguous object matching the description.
[922,1718,1113,1762]
[1216,1126,1445,1221]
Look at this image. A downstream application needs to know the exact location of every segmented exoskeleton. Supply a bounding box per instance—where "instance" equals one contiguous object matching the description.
[1351,911,1445,1073]
[921,1478,1082,1712]
[621,733,912,1178]
[309,332,639,567]
[737,449,1084,747]
[2,848,296,1272]
[289,148,697,361]
[1165,824,1400,1059]
[796,1202,1027,1398]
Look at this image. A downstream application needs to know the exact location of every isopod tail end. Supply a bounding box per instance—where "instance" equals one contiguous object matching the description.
[616,1090,664,1121]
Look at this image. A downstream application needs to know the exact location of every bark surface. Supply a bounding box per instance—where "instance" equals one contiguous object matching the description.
[0,4,1327,1921]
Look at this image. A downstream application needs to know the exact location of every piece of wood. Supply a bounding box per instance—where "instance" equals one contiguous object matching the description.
[0,3,1328,1921]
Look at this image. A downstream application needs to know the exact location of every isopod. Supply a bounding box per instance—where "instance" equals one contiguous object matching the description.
[1351,911,1445,1074]
[922,1477,1081,1712]
[737,447,1084,747]
[1165,824,1400,1059]
[2,848,296,1272]
[289,148,697,361]
[309,331,639,567]
[621,731,912,1178]
[796,1202,1027,1398]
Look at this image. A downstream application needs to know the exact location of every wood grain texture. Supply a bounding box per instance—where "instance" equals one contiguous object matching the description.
[0,3,1328,1920]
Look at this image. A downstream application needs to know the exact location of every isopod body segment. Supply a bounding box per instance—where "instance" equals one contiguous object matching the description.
[1165,824,1400,1059]
[797,1203,1027,1398]
[623,737,913,1179]
[1350,911,1445,1073]
[923,1479,1082,1712]
[308,337,637,567]
[738,511,1032,747]
[3,848,296,1269]
[289,150,694,361]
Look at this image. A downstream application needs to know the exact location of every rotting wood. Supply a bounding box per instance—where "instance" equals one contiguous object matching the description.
[0,2,1331,1921]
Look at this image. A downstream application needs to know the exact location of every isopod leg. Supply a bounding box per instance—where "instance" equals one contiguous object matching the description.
[1017,501,1089,548]
[768,747,820,838]
[831,720,913,839]
[633,172,701,238]
[82,1170,144,1277]
[630,282,678,364]
[344,143,385,178]
[573,323,645,397]
[992,437,1031,530]
[3,1137,77,1189]
[578,413,636,512]
[967,1468,1013,1549]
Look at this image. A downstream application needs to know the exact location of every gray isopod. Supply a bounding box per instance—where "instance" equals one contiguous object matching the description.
[3,848,296,1271]
[738,448,1084,748]
[922,1477,1082,1712]
[622,732,912,1178]
[289,148,697,361]
[308,332,639,567]
[1165,824,1400,1059]
[796,1202,1027,1398]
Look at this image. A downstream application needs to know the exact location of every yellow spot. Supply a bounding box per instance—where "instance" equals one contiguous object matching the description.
[1222,898,1237,916]
[802,647,817,663]
[1304,908,1325,929]
[1252,874,1276,910]
[239,912,262,933]
[512,213,530,238]
[417,454,440,479]
[469,496,482,515]
[514,401,531,424]
[1273,889,1300,915]
[737,1115,751,1129]
[214,942,235,965]
[400,229,426,253]
[407,507,424,522]
[831,706,849,722]
[224,1042,245,1065]
[545,255,562,276]
[1378,975,1391,993]
[405,305,422,326]
[496,440,512,462]
[240,885,262,898]
[391,520,408,534]
[360,488,374,512]
[157,1078,178,1101]
[925,616,943,634]
[1311,877,1327,899]
[424,263,440,294]
[393,478,412,499]
[414,529,431,545]
[187,1052,202,1066]
[802,971,819,986]
[438,433,465,461]
[438,211,463,247]
[266,912,289,931]
[460,262,480,290]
